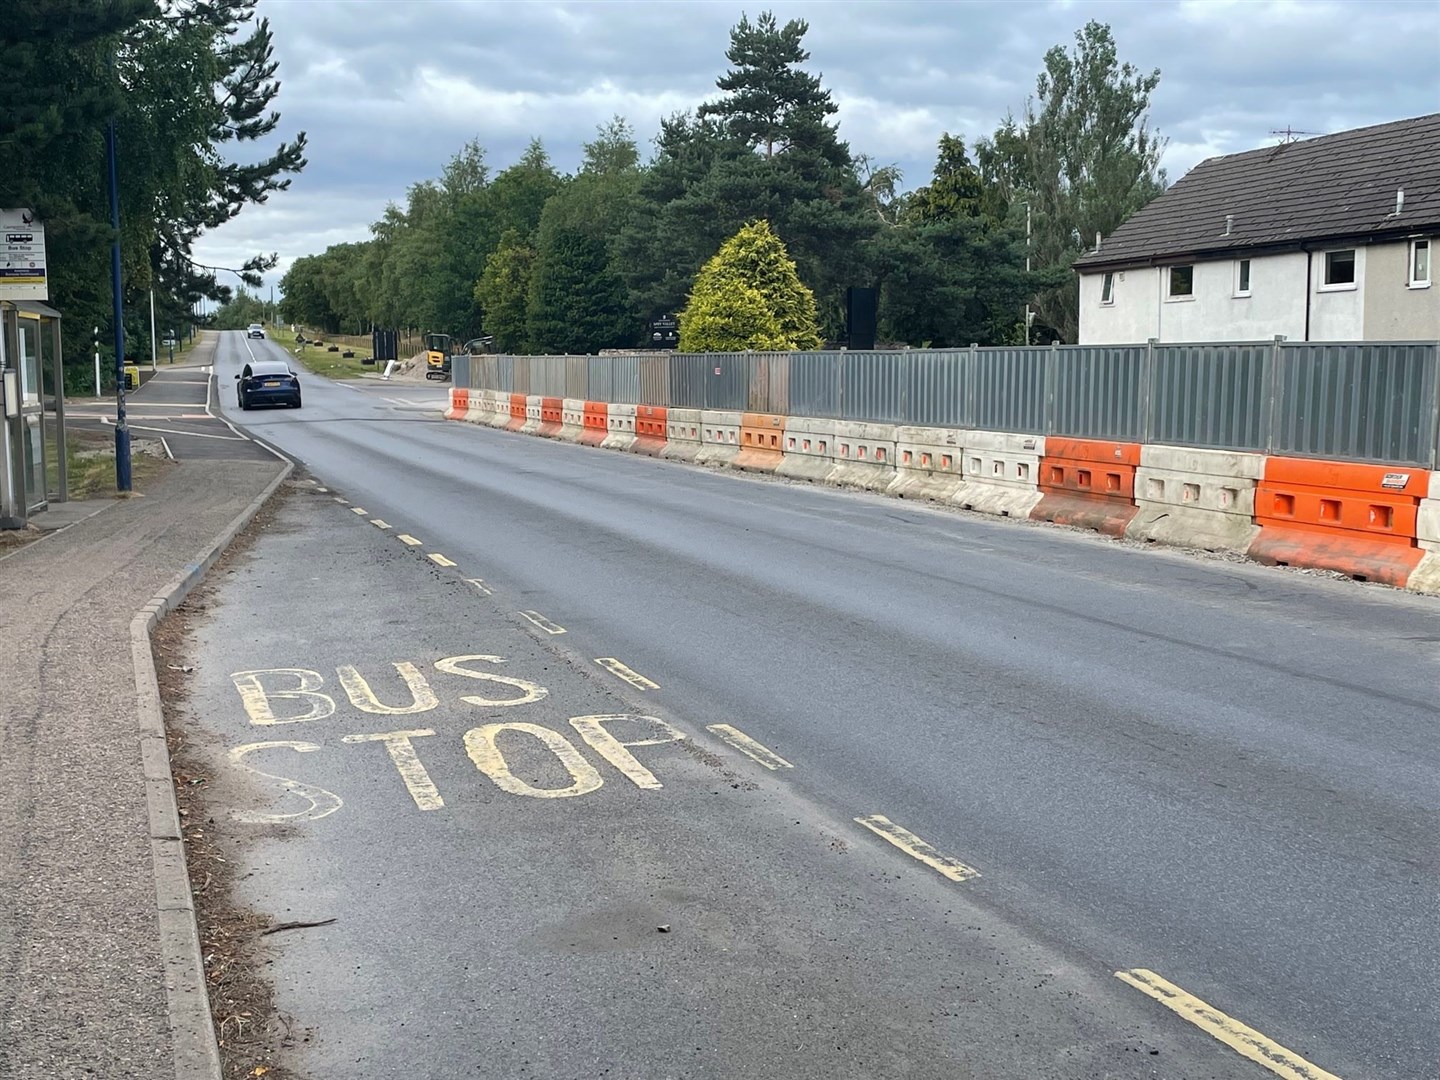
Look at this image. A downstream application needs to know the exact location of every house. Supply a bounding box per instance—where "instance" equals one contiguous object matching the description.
[1074,113,1440,345]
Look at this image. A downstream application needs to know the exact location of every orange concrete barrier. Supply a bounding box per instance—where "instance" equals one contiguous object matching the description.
[445,387,469,420]
[634,405,668,456]
[1248,458,1427,586]
[581,401,608,447]
[538,397,563,438]
[506,393,527,432]
[1031,437,1140,536]
[735,412,786,472]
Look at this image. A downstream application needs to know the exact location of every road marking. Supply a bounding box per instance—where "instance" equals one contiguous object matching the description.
[351,506,368,515]
[435,654,549,707]
[341,729,443,810]
[853,815,980,882]
[315,487,329,492]
[333,496,349,504]
[465,578,492,596]
[570,714,686,790]
[428,552,456,567]
[706,724,793,769]
[371,519,391,529]
[397,534,422,546]
[465,722,603,799]
[517,610,567,635]
[594,657,659,690]
[1114,970,1342,1080]
[227,742,342,823]
[336,663,438,715]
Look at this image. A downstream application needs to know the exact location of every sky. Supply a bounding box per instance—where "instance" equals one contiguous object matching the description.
[193,0,1440,301]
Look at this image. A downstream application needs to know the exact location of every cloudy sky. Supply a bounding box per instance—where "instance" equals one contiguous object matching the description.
[194,0,1440,300]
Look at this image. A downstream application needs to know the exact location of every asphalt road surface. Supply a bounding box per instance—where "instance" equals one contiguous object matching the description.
[186,330,1439,1079]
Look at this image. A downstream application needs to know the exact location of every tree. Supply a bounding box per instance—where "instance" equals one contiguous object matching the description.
[525,226,632,354]
[474,231,536,352]
[977,21,1166,342]
[681,220,821,351]
[698,11,842,164]
[904,135,986,225]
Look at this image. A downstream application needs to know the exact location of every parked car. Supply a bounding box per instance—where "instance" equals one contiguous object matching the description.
[246,323,265,339]
[235,360,301,409]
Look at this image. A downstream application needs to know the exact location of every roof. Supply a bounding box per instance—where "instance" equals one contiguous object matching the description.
[1074,113,1440,271]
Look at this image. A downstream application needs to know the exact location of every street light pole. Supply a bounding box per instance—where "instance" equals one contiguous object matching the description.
[149,286,157,370]
[106,91,131,492]
[1024,202,1032,347]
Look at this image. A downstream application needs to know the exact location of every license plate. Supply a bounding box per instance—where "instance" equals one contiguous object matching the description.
[263,380,280,387]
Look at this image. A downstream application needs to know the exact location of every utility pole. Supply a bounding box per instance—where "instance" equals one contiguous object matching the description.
[93,325,101,397]
[106,68,131,493]
[1024,202,1033,346]
[149,286,157,370]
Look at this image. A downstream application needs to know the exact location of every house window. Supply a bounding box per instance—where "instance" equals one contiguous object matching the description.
[1168,265,1194,298]
[1411,239,1431,287]
[1235,259,1252,296]
[1323,249,1356,286]
[1101,272,1115,305]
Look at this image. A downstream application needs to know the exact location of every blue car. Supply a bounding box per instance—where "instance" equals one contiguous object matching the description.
[235,360,302,410]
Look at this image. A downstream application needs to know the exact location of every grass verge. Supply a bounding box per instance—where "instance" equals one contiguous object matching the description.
[270,325,376,380]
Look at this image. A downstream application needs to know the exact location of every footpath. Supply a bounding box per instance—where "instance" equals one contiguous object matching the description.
[0,335,286,1078]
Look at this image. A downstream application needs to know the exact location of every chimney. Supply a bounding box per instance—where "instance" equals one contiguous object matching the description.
[1094,230,1102,252]
[1396,188,1405,215]
[1224,213,1234,236]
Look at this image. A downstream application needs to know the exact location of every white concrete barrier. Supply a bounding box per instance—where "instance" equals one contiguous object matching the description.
[559,398,586,443]
[1126,445,1264,552]
[697,410,742,467]
[951,431,1045,518]
[828,421,898,492]
[776,417,837,482]
[889,426,965,503]
[485,390,512,428]
[1408,472,1440,594]
[602,402,637,451]
[661,408,704,462]
[522,394,544,436]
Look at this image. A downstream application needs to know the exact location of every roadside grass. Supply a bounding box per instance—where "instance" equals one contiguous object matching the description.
[62,427,172,499]
[271,325,376,380]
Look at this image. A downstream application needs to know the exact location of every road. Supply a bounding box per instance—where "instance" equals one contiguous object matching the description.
[187,329,1438,1079]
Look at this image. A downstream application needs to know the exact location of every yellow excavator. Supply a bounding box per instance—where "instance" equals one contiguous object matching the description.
[424,332,453,381]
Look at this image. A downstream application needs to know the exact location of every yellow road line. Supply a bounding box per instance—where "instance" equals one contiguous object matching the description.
[594,658,659,690]
[465,578,492,596]
[370,519,391,529]
[1114,970,1342,1080]
[853,814,979,882]
[351,506,368,515]
[428,553,456,567]
[706,724,793,769]
[340,729,443,811]
[517,610,567,635]
[397,534,422,546]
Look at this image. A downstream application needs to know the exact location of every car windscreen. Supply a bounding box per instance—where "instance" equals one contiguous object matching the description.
[248,364,290,378]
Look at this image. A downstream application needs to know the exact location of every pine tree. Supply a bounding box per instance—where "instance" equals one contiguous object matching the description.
[475,231,537,353]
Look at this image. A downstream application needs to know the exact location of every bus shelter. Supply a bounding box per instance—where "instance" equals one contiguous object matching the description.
[1,300,67,527]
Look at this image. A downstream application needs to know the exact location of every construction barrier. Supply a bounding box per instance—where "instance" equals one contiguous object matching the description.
[481,389,509,427]
[661,408,704,462]
[538,397,564,438]
[602,402,637,451]
[1408,472,1440,594]
[559,398,587,443]
[581,401,609,447]
[1248,457,1427,586]
[735,412,786,472]
[889,426,965,503]
[505,393,527,432]
[634,405,668,456]
[522,394,544,436]
[1127,446,1263,552]
[952,432,1045,518]
[445,387,469,421]
[776,417,837,483]
[829,421,899,492]
[697,410,742,467]
[1031,438,1140,536]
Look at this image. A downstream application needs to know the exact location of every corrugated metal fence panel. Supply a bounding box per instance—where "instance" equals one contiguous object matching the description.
[610,355,643,404]
[527,356,565,397]
[1051,346,1146,440]
[841,351,909,422]
[788,352,840,417]
[907,349,967,427]
[705,354,751,411]
[669,353,707,408]
[1151,343,1270,450]
[512,356,531,396]
[565,356,587,399]
[496,355,515,393]
[971,348,1047,433]
[585,356,612,403]
[452,352,471,390]
[1272,342,1437,465]
[639,355,670,406]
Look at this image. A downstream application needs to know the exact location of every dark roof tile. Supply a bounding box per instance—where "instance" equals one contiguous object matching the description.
[1074,113,1440,269]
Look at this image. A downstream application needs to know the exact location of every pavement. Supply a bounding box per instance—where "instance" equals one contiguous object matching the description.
[0,333,286,1077]
[181,328,1440,1079]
